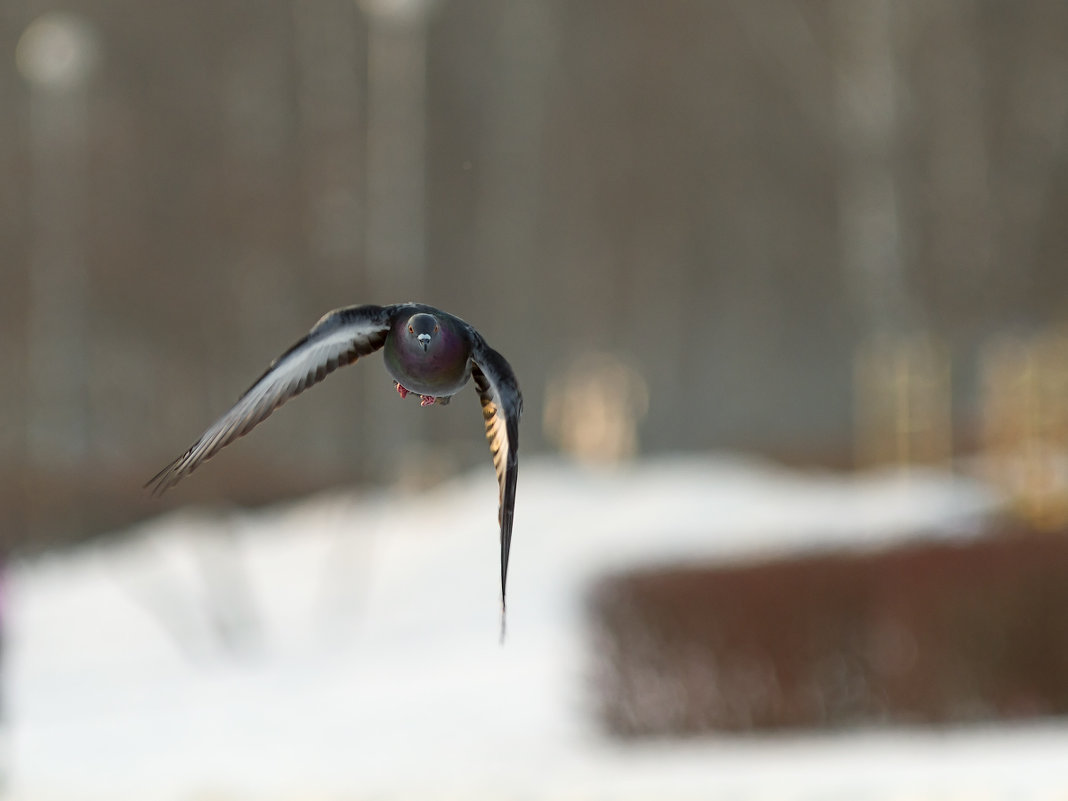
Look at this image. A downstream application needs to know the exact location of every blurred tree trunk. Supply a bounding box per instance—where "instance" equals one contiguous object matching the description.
[469,0,556,447]
[831,0,910,334]
[21,15,98,539]
[293,0,369,472]
[358,0,431,479]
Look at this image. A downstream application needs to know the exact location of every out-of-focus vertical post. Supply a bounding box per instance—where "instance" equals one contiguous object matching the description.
[16,13,98,531]
[832,1,951,471]
[980,332,1068,530]
[355,0,435,479]
[357,0,432,294]
[293,0,367,472]
[831,0,907,333]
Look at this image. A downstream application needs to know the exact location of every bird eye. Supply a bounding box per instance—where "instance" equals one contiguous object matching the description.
[434,325,439,333]
[408,325,414,334]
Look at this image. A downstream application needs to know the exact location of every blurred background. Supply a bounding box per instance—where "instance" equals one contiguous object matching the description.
[2,0,1068,798]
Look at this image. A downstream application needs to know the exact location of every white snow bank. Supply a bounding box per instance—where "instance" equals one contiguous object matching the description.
[4,455,1064,800]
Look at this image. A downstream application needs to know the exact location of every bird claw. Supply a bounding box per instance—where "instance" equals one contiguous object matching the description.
[396,383,442,406]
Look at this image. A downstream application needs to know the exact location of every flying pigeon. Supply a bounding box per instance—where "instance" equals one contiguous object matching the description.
[146,303,522,626]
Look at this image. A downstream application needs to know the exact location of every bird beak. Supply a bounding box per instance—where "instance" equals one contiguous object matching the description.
[417,333,431,351]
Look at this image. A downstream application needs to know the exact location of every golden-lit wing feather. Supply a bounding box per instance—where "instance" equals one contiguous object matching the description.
[146,304,395,495]
[470,338,522,622]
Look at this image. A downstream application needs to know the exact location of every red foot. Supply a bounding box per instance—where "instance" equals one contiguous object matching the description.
[394,382,410,399]
[420,395,436,407]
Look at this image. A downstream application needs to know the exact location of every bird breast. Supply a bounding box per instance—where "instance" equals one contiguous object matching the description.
[383,328,471,397]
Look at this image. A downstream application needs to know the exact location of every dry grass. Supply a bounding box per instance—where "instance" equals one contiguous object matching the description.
[589,527,1068,737]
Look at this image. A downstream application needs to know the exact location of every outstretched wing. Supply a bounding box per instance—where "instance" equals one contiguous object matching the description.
[470,335,522,625]
[146,304,396,495]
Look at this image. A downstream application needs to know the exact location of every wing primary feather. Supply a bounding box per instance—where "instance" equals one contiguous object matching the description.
[145,305,394,495]
[470,338,522,637]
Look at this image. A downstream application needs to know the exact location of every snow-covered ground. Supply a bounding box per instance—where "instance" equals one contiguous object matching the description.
[5,455,1067,800]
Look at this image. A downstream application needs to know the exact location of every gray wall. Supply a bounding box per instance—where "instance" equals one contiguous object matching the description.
[3,0,1068,549]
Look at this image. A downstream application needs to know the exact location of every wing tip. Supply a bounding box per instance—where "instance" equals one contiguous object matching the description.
[144,447,198,497]
[143,461,179,497]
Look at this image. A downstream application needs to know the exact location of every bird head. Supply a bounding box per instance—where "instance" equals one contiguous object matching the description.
[406,313,440,352]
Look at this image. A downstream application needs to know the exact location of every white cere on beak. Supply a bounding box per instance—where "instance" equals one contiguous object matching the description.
[417,333,431,350]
